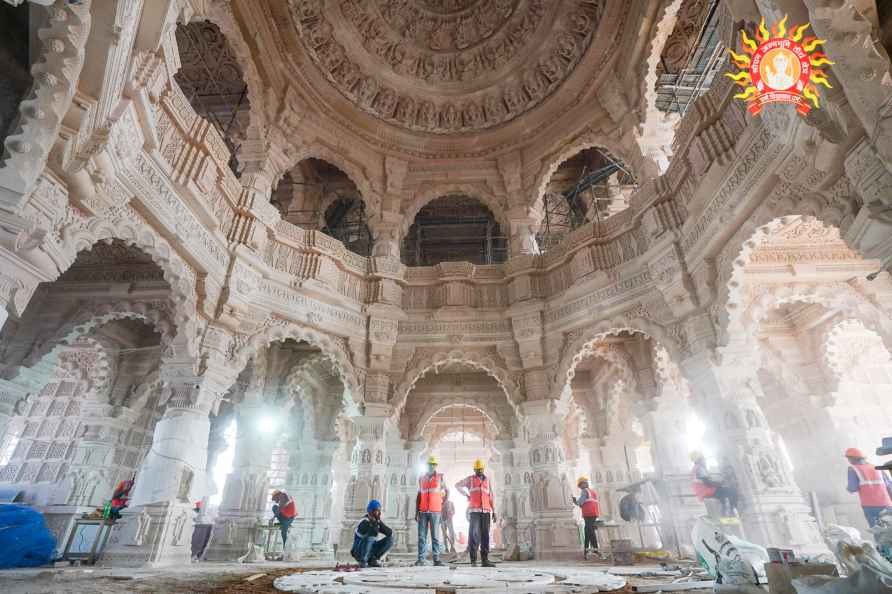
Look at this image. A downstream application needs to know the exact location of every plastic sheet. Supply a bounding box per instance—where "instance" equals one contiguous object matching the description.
[0,503,55,569]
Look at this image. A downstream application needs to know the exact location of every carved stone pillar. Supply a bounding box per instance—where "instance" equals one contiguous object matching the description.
[204,400,277,561]
[682,351,825,553]
[281,439,340,559]
[495,439,533,555]
[101,365,232,567]
[388,439,426,553]
[338,404,391,555]
[520,401,579,559]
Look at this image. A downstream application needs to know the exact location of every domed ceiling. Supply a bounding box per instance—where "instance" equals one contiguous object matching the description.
[289,0,605,134]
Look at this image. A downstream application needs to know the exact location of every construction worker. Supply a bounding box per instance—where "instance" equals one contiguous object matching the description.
[270,489,297,545]
[571,475,600,559]
[690,451,738,517]
[415,455,447,566]
[440,489,457,553]
[351,500,393,568]
[845,447,892,528]
[455,459,496,567]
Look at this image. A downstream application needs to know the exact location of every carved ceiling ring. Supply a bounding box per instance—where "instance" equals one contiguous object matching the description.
[290,0,607,134]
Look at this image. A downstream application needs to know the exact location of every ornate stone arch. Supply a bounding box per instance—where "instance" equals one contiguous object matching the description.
[742,282,892,354]
[283,143,381,219]
[59,208,201,353]
[528,131,644,218]
[401,183,508,237]
[392,349,522,419]
[715,205,857,346]
[184,1,268,139]
[13,299,177,375]
[282,352,355,434]
[231,320,360,407]
[552,316,683,402]
[413,401,508,443]
[0,1,92,212]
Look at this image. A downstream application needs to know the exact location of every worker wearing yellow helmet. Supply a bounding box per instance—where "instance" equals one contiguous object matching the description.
[415,454,447,566]
[455,458,496,567]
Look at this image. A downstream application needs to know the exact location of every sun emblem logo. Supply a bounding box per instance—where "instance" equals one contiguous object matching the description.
[726,16,833,116]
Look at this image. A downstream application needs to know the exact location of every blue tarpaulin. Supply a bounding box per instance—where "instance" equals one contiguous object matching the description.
[0,504,55,569]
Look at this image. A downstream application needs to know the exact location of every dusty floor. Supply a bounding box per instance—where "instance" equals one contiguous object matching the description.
[0,560,712,594]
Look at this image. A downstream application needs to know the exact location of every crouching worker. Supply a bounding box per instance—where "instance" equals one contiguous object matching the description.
[351,500,393,567]
[270,490,297,545]
[108,478,134,521]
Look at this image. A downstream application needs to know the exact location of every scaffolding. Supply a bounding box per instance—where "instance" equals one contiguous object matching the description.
[401,197,508,267]
[174,22,249,177]
[654,0,725,116]
[537,152,637,252]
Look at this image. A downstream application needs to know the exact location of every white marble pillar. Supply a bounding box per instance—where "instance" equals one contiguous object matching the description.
[682,351,825,554]
[521,401,580,559]
[338,404,391,556]
[204,400,277,561]
[282,439,340,559]
[101,366,231,567]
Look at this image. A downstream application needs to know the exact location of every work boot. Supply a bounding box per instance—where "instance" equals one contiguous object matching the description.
[414,559,426,566]
[481,554,496,568]
[470,556,478,567]
[433,559,445,566]
[368,558,381,568]
[359,561,368,568]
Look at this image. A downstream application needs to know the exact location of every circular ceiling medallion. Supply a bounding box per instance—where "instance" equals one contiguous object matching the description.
[289,0,605,134]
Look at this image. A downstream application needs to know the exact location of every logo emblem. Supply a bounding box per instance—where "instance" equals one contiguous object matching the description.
[726,16,833,116]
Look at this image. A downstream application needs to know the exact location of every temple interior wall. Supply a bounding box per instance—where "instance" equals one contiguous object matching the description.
[0,0,890,567]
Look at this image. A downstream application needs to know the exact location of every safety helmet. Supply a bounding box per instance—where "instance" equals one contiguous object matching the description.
[577,475,590,487]
[473,459,484,471]
[689,451,705,462]
[271,489,282,498]
[427,455,438,465]
[367,499,382,513]
[845,447,865,459]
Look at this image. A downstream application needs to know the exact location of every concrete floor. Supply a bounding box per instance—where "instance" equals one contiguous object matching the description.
[0,560,713,594]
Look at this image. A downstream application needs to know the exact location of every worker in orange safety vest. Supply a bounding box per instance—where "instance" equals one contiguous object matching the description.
[455,459,496,567]
[415,455,447,566]
[690,451,738,517]
[570,475,600,559]
[845,447,892,528]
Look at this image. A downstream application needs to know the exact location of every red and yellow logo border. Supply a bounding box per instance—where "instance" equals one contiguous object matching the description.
[726,16,834,116]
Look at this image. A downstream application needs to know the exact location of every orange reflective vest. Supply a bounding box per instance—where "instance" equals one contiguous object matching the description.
[852,463,892,508]
[581,488,600,518]
[691,463,716,500]
[467,475,493,513]
[419,473,444,513]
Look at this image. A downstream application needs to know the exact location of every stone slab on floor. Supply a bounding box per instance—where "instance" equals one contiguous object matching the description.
[273,566,627,593]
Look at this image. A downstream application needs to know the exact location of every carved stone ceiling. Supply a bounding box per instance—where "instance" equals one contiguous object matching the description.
[289,0,607,134]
